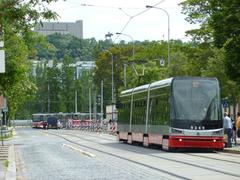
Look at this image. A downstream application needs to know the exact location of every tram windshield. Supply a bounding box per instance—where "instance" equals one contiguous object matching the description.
[32,114,43,122]
[172,78,220,122]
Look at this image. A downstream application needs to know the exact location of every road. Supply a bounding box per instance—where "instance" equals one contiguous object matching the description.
[12,128,240,180]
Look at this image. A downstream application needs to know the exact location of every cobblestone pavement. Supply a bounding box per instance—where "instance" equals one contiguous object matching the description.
[0,129,240,180]
[0,145,9,180]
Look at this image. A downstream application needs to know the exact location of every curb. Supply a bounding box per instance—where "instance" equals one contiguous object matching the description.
[5,145,16,180]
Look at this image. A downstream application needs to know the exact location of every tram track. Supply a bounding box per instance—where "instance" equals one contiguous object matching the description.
[184,153,240,165]
[216,151,240,158]
[44,131,191,180]
[61,130,240,165]
[150,154,240,178]
[45,130,240,179]
[61,130,116,142]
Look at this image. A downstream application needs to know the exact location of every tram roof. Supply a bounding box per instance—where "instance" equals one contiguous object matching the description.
[121,77,173,96]
[121,76,219,96]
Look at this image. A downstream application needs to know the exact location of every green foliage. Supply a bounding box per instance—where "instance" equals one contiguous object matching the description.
[181,0,240,106]
[0,26,37,119]
[60,56,75,112]
[0,0,58,33]
[44,34,110,61]
[0,0,59,119]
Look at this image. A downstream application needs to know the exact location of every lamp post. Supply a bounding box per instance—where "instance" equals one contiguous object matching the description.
[116,32,135,59]
[104,50,114,122]
[47,60,53,113]
[146,5,170,66]
[116,32,135,89]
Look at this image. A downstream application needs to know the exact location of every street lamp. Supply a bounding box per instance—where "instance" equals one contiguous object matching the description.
[116,32,135,89]
[116,32,135,59]
[104,50,114,122]
[146,5,170,66]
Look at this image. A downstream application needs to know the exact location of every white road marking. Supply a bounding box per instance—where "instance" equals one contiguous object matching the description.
[62,144,96,158]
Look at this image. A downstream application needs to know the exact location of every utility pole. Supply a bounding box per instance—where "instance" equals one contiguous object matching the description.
[89,82,92,121]
[0,112,3,146]
[0,26,5,145]
[104,50,114,122]
[75,66,78,113]
[101,80,103,122]
[146,5,171,66]
[0,25,5,73]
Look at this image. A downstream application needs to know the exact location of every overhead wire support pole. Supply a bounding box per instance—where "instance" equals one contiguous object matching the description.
[104,50,114,122]
[101,80,103,122]
[146,5,170,66]
[116,32,135,59]
[116,32,135,89]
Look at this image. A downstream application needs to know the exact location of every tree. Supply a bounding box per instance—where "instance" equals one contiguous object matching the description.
[181,0,240,84]
[0,0,58,34]
[0,26,36,119]
[201,48,240,106]
[47,60,62,113]
[0,0,59,119]
[61,55,75,112]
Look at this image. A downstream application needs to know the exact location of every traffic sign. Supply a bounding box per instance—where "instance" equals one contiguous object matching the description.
[160,58,165,66]
[0,50,5,73]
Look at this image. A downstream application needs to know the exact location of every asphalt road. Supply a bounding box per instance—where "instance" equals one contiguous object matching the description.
[12,128,240,180]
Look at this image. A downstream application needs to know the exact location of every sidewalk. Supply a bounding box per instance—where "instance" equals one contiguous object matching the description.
[0,145,9,180]
[223,138,240,154]
[0,144,16,180]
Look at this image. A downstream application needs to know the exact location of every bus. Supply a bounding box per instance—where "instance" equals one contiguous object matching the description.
[117,77,224,151]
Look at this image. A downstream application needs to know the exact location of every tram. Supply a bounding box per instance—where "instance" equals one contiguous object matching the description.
[32,112,102,129]
[32,113,60,129]
[32,113,46,128]
[117,77,224,150]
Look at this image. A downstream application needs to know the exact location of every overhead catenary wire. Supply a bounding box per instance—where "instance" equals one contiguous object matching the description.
[63,0,166,42]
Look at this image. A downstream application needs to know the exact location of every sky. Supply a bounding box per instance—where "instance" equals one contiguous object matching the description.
[47,0,199,42]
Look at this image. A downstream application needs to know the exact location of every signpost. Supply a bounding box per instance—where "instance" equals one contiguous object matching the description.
[0,113,3,146]
[0,28,5,145]
[222,99,229,108]
[0,49,5,73]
